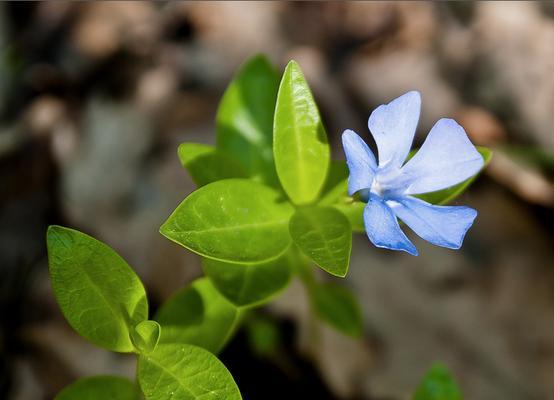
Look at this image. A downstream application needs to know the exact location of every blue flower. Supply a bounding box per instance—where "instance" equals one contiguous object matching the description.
[342,91,484,256]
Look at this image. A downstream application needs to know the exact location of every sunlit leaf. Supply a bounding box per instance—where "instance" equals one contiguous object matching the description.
[273,60,330,204]
[47,226,148,352]
[290,206,351,277]
[138,343,242,400]
[160,179,294,263]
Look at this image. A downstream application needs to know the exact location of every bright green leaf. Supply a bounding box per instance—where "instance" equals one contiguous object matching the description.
[160,179,294,264]
[416,147,492,205]
[312,283,363,337]
[56,376,140,400]
[216,54,280,186]
[273,60,330,204]
[131,320,161,355]
[46,226,148,352]
[178,143,247,187]
[318,161,349,206]
[413,363,462,400]
[155,278,241,354]
[289,207,352,277]
[138,343,242,400]
[202,250,293,307]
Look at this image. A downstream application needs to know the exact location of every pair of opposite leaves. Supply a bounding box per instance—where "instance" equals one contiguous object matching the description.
[47,226,242,400]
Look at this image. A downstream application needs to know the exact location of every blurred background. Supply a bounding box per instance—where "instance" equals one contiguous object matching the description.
[1,2,553,399]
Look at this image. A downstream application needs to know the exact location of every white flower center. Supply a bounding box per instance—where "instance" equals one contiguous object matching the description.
[370,166,408,199]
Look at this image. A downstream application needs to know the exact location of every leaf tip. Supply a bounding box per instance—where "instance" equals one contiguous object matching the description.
[333,269,349,279]
[46,225,71,247]
[284,59,301,74]
[47,224,64,236]
[158,222,170,238]
[249,53,270,64]
[177,142,187,162]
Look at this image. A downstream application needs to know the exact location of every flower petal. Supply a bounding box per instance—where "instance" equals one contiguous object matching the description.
[342,129,377,196]
[387,195,477,249]
[368,91,421,169]
[400,118,484,195]
[363,194,417,255]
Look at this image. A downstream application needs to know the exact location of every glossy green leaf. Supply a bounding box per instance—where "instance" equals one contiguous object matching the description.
[46,226,148,352]
[131,320,161,355]
[318,161,349,206]
[202,250,293,307]
[413,363,462,400]
[178,143,247,187]
[56,376,140,400]
[138,343,242,400]
[312,283,363,337]
[273,60,330,204]
[216,54,280,186]
[155,278,241,354]
[333,201,365,233]
[160,179,294,263]
[289,207,352,277]
[416,147,492,205]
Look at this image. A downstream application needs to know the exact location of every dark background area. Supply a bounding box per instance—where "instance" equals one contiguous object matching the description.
[0,2,553,399]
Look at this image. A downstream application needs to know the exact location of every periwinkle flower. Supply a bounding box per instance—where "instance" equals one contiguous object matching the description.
[342,91,484,256]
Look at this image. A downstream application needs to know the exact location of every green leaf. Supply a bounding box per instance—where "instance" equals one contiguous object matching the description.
[202,250,293,307]
[312,283,363,337]
[289,206,352,277]
[333,201,365,233]
[318,161,349,206]
[138,343,242,400]
[131,320,161,355]
[46,226,148,352]
[178,143,247,187]
[413,363,462,400]
[155,278,241,354]
[216,54,280,187]
[416,147,492,205]
[56,376,140,400]
[273,60,330,204]
[160,179,294,264]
